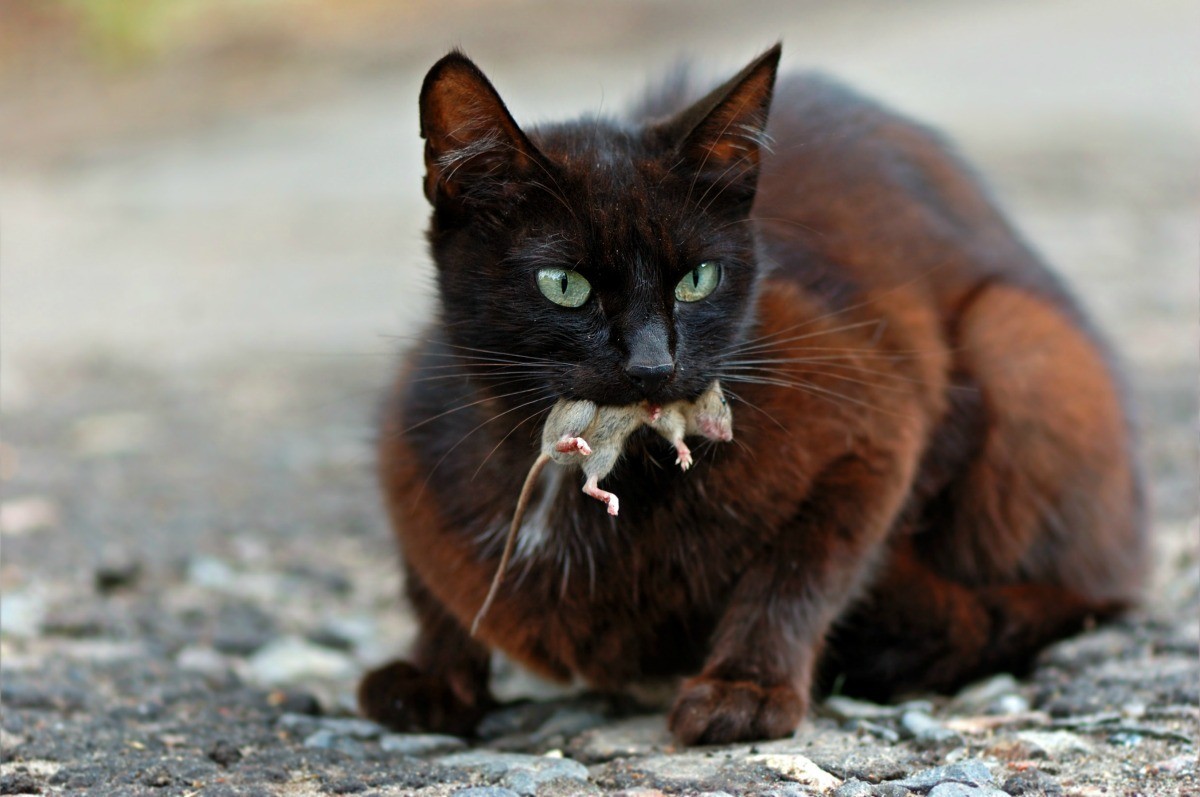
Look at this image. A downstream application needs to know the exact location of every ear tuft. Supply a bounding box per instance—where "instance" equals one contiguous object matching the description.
[419,51,541,204]
[667,44,782,196]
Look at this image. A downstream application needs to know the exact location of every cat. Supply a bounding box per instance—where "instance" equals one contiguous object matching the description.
[357,44,1147,744]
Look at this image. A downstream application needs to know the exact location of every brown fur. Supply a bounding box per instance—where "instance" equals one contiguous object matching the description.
[359,47,1146,745]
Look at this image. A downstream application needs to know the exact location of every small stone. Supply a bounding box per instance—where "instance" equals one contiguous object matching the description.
[824,695,901,720]
[246,636,356,684]
[928,784,1006,797]
[567,715,670,762]
[532,708,609,742]
[266,689,322,715]
[452,789,522,797]
[379,733,467,756]
[187,556,238,590]
[0,497,58,536]
[988,695,1030,716]
[0,591,44,638]
[306,615,375,653]
[871,785,912,797]
[438,751,589,794]
[833,779,874,797]
[303,729,366,758]
[94,557,142,593]
[327,778,368,794]
[950,675,1022,713]
[899,710,961,746]
[1000,770,1063,796]
[279,714,384,739]
[41,606,106,638]
[1013,730,1092,758]
[176,646,234,678]
[207,740,243,767]
[983,738,1044,762]
[0,772,42,795]
[748,753,840,790]
[890,759,994,791]
[1146,754,1196,775]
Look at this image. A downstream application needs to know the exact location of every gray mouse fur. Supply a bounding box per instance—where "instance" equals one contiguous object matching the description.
[471,381,733,634]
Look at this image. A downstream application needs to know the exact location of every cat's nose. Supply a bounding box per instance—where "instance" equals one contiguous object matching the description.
[625,361,674,394]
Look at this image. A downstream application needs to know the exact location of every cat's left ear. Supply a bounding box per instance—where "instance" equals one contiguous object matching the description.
[419,51,543,206]
[662,44,781,200]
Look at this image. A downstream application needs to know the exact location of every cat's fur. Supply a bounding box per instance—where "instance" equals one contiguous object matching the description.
[358,45,1147,744]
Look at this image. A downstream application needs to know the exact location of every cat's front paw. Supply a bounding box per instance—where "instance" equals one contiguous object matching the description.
[357,659,490,737]
[668,675,806,745]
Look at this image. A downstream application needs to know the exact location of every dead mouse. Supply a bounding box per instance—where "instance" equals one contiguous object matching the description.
[471,382,733,634]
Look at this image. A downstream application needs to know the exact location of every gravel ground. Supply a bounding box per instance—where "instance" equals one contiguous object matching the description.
[2,1,1197,795]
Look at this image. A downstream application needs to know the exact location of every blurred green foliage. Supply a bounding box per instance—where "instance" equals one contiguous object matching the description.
[56,0,179,66]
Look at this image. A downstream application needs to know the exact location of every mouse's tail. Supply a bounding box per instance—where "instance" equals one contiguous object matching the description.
[471,452,551,636]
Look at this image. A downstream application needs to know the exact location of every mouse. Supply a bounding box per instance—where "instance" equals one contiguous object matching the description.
[470,382,734,634]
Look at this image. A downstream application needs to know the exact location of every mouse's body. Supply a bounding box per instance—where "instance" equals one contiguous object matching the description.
[470,383,734,634]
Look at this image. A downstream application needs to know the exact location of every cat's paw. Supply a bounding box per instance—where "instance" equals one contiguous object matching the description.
[668,675,806,745]
[357,659,490,737]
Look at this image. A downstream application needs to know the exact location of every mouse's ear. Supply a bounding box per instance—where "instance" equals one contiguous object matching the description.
[659,44,781,205]
[419,51,545,207]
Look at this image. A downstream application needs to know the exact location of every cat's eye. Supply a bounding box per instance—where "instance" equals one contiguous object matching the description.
[675,261,721,302]
[536,268,592,308]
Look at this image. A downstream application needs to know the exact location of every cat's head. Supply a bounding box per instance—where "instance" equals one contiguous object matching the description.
[418,46,780,407]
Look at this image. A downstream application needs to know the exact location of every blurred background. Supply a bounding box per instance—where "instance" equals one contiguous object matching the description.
[1,0,1196,701]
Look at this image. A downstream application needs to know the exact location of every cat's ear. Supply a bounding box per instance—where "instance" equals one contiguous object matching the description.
[663,44,781,197]
[419,51,542,205]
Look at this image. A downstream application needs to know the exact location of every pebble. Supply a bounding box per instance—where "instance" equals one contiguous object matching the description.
[176,645,236,680]
[439,751,589,795]
[927,784,1008,797]
[1001,770,1063,795]
[452,789,521,797]
[888,759,994,791]
[0,497,58,536]
[302,729,366,757]
[207,739,243,767]
[94,557,142,593]
[277,714,385,739]
[531,708,609,742]
[748,753,840,790]
[833,779,874,797]
[568,715,670,762]
[379,733,468,756]
[899,710,961,746]
[0,591,44,638]
[950,675,1022,714]
[0,772,42,795]
[246,636,356,684]
[187,556,238,590]
[1013,730,1092,758]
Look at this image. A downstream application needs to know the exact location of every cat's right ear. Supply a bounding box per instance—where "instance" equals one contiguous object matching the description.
[419,51,542,206]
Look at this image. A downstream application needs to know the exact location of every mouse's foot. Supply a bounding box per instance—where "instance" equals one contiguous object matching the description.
[582,480,620,516]
[675,442,693,471]
[555,436,592,456]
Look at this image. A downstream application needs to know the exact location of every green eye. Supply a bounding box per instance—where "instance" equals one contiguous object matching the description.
[675,261,721,302]
[536,268,591,307]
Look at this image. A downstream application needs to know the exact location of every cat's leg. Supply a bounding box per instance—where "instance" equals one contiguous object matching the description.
[825,539,1123,699]
[668,452,914,744]
[358,570,493,736]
